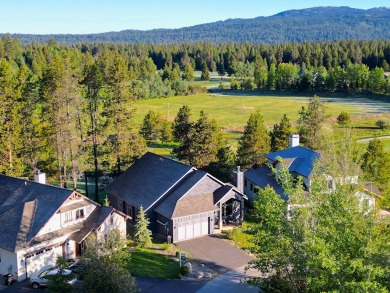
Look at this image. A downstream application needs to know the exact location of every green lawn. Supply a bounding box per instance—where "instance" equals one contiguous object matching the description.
[128,247,179,279]
[134,93,390,155]
[135,94,360,130]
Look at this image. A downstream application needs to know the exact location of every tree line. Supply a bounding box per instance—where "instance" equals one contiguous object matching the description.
[1,35,390,189]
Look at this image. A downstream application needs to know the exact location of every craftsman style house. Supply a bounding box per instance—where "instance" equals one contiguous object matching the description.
[106,152,247,243]
[0,174,127,281]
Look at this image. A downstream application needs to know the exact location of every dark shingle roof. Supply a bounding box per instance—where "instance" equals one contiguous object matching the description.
[245,166,288,200]
[154,170,207,218]
[171,193,218,218]
[265,146,320,178]
[0,175,73,252]
[105,152,193,210]
[70,206,114,243]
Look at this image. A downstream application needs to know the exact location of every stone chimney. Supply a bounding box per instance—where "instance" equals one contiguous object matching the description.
[289,134,300,148]
[34,170,46,184]
[233,166,244,193]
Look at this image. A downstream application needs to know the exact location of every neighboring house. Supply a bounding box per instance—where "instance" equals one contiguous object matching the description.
[0,173,128,281]
[106,152,247,243]
[242,134,319,202]
[239,134,380,209]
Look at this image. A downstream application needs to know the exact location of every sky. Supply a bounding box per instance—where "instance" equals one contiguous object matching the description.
[1,0,389,34]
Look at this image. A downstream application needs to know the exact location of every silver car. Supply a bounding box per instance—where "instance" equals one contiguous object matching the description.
[30,268,77,289]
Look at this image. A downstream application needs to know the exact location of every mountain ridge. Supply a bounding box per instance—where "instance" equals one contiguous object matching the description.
[2,6,390,44]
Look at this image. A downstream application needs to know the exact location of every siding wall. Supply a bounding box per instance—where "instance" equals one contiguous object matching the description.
[0,248,17,279]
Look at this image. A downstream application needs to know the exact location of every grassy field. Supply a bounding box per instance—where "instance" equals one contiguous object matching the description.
[135,94,361,130]
[134,92,390,155]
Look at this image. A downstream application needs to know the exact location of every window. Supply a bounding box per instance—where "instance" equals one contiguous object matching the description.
[244,179,247,187]
[64,211,73,223]
[250,183,253,191]
[110,215,114,225]
[127,206,132,217]
[76,208,84,220]
[254,187,259,194]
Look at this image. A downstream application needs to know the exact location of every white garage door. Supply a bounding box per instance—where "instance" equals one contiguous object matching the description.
[178,226,186,241]
[26,245,63,277]
[193,222,201,237]
[185,224,194,239]
[176,218,210,242]
[201,220,209,235]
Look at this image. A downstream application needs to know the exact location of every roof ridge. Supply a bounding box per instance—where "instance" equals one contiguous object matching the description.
[145,152,198,170]
[0,174,74,193]
[145,166,197,212]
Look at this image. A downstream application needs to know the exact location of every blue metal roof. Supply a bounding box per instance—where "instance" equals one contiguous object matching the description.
[265,146,320,178]
[244,167,288,201]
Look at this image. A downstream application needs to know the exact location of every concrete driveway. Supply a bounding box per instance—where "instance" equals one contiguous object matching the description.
[176,234,255,273]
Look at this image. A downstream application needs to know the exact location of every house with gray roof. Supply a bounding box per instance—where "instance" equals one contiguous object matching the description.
[0,174,128,281]
[106,152,247,243]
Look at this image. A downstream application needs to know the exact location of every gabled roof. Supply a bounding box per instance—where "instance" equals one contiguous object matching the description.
[154,171,222,218]
[0,175,74,252]
[70,206,115,243]
[265,146,320,178]
[105,152,194,210]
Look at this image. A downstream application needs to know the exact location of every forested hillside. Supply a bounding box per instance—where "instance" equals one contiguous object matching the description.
[2,7,390,44]
[0,35,390,186]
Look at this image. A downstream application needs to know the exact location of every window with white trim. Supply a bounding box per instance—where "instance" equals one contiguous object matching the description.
[64,211,74,223]
[76,208,85,219]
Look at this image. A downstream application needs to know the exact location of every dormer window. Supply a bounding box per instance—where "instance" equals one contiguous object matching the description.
[76,208,85,219]
[64,211,73,223]
[63,208,85,224]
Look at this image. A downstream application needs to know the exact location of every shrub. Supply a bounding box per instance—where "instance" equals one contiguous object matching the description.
[176,265,190,278]
[376,119,389,129]
[337,111,351,126]
[162,243,170,251]
[188,84,208,95]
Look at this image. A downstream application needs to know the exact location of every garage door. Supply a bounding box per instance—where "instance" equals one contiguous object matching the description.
[26,245,63,277]
[176,219,210,242]
[178,226,186,241]
[201,220,209,235]
[193,222,201,237]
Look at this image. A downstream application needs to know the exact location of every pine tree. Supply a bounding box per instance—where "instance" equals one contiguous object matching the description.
[201,65,210,82]
[140,110,164,141]
[172,105,192,142]
[270,114,292,151]
[297,96,328,150]
[190,111,221,168]
[182,64,195,81]
[134,206,152,248]
[237,110,270,170]
[103,54,146,174]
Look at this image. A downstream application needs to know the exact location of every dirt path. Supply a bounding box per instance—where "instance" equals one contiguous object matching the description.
[357,135,390,142]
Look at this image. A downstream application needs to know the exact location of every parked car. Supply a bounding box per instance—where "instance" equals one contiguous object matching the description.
[29,268,77,289]
[68,262,86,280]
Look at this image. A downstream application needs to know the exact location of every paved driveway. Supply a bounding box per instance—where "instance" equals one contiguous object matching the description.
[176,234,255,274]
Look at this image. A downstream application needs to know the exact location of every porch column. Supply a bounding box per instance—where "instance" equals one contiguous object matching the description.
[239,199,244,224]
[219,203,223,229]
